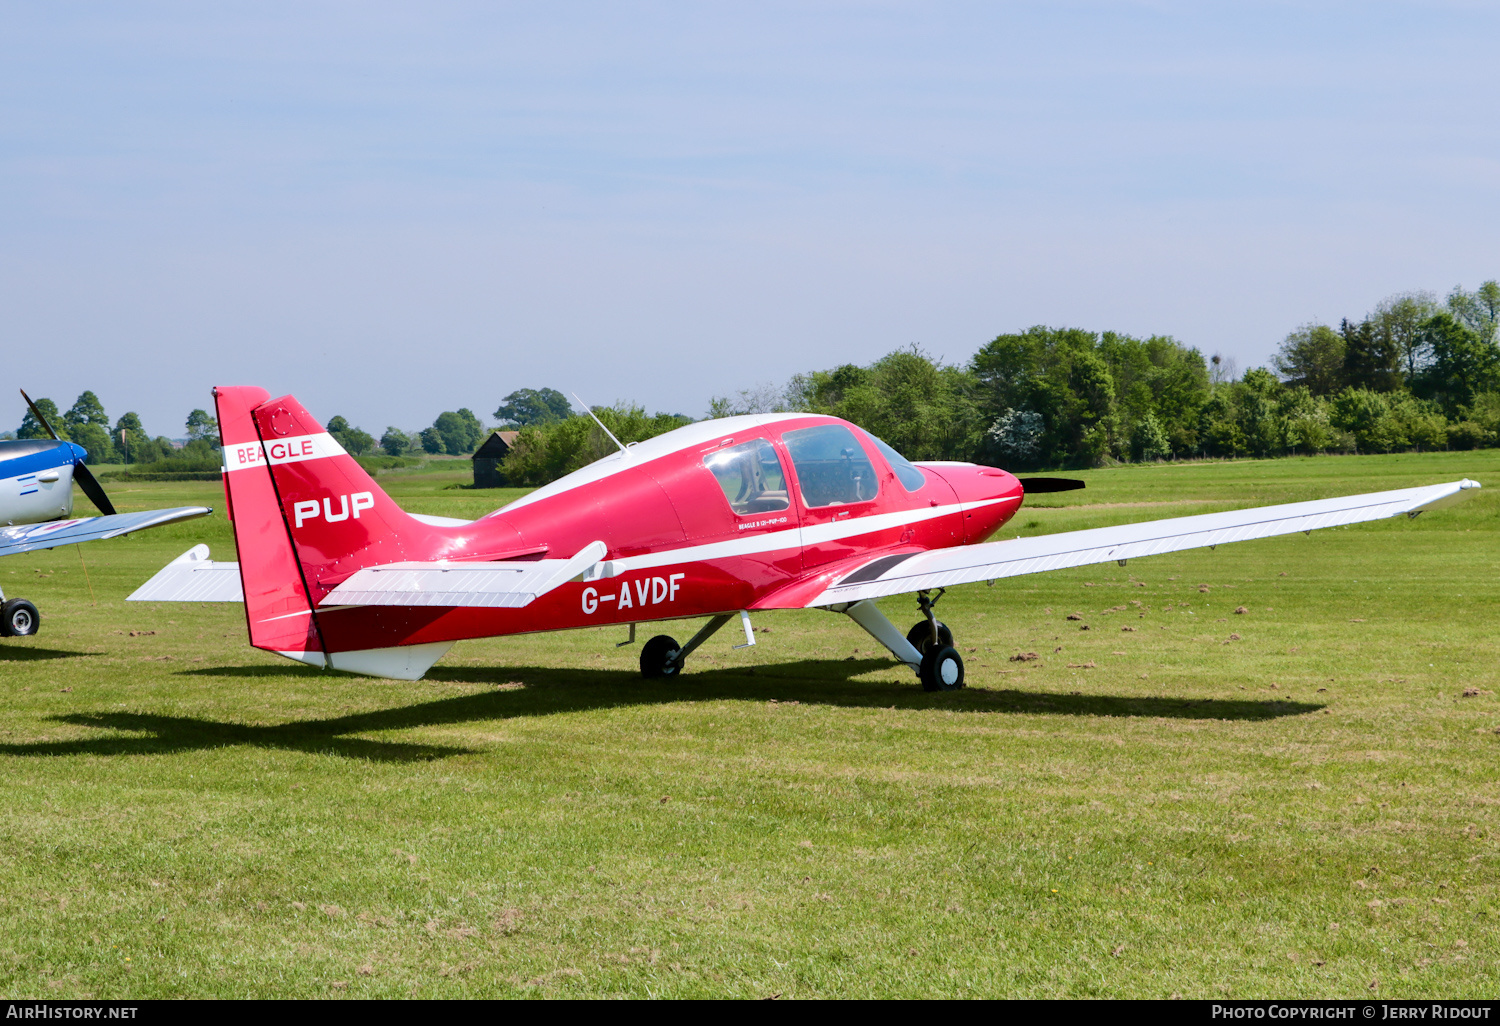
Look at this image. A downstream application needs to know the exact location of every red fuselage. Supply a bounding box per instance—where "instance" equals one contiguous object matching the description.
[292,414,1022,653]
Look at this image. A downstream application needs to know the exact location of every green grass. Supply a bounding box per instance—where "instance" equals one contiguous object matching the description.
[2,452,1499,998]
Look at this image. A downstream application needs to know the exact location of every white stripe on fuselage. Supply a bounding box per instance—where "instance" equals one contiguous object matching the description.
[602,498,1006,575]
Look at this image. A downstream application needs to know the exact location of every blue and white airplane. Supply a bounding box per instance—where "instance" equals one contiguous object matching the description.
[0,390,210,637]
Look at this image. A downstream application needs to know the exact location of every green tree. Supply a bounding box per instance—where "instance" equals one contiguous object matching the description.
[1130,414,1170,461]
[1340,318,1402,392]
[494,388,573,427]
[1273,323,1345,395]
[432,408,484,455]
[1330,388,1407,453]
[324,416,374,455]
[64,391,108,430]
[380,427,411,457]
[68,422,117,463]
[1279,387,1332,454]
[342,427,375,455]
[1413,313,1500,417]
[185,409,218,444]
[1447,281,1500,341]
[792,347,983,462]
[18,397,67,440]
[420,426,445,454]
[1371,291,1439,378]
[112,412,143,450]
[973,327,1113,466]
[500,405,691,487]
[58,391,116,461]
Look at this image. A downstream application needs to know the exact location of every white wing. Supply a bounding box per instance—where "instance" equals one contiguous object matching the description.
[808,479,1481,607]
[320,540,607,608]
[128,544,244,602]
[0,507,211,558]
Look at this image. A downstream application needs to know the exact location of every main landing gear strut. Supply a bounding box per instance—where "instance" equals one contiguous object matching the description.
[837,589,964,692]
[634,595,965,693]
[0,585,40,638]
[639,612,746,678]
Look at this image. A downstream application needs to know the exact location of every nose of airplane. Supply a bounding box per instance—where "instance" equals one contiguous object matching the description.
[922,463,1023,543]
[67,442,89,464]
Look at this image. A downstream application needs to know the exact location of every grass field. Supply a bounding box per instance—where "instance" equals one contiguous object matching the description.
[3,452,1499,998]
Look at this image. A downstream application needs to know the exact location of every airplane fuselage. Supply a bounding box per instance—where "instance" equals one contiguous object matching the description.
[272,414,1024,653]
[0,439,80,526]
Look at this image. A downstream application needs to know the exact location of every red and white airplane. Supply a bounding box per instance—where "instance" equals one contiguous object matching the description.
[131,385,1481,689]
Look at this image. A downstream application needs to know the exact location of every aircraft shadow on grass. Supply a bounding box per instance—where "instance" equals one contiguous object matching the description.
[0,658,1322,763]
[0,645,101,662]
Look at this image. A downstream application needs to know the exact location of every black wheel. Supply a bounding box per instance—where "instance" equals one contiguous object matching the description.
[1,598,40,638]
[640,634,682,678]
[919,644,965,692]
[906,619,953,656]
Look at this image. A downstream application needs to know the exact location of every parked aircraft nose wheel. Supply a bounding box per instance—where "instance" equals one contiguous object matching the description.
[1,598,40,637]
[919,644,964,692]
[640,634,682,678]
[906,619,953,656]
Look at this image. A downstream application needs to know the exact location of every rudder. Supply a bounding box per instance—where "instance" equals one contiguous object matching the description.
[214,385,326,665]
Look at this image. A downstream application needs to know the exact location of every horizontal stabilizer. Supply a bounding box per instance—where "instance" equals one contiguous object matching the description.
[321,540,607,609]
[0,507,212,558]
[128,545,244,602]
[810,479,1482,606]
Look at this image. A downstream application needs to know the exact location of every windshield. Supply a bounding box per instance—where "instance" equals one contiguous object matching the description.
[861,431,926,491]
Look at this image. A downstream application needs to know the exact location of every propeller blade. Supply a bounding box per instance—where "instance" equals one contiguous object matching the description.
[19,389,60,440]
[1018,477,1086,493]
[71,461,117,516]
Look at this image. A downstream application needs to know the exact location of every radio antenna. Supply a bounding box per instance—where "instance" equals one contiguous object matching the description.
[572,392,628,456]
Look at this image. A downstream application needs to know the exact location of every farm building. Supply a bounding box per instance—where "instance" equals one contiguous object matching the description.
[471,430,519,488]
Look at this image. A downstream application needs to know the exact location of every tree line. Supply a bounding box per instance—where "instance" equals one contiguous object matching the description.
[476,279,1500,486]
[700,280,1500,470]
[11,394,223,470]
[18,279,1497,481]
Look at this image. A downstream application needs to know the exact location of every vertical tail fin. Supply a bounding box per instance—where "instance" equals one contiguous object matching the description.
[215,388,505,679]
[246,395,442,595]
[214,386,327,665]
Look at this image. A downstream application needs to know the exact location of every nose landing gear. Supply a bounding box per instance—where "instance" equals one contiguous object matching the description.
[838,589,965,692]
[910,589,963,691]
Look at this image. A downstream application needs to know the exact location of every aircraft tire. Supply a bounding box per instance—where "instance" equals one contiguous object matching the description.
[640,634,682,678]
[919,644,964,692]
[1,598,40,638]
[905,620,953,656]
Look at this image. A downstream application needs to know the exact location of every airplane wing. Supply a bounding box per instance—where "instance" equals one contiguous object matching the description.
[0,507,212,558]
[128,544,244,602]
[320,540,607,609]
[806,479,1481,607]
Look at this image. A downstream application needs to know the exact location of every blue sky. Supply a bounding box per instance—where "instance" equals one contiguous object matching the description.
[4,2,1498,437]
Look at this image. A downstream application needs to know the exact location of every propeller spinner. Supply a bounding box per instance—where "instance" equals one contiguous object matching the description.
[19,389,117,516]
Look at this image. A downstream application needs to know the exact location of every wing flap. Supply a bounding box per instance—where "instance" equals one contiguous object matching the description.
[810,479,1481,606]
[128,544,244,602]
[0,506,212,558]
[320,540,606,609]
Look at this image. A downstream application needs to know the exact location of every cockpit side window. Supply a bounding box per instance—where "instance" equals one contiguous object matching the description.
[702,438,790,515]
[783,424,879,508]
[860,430,927,492]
